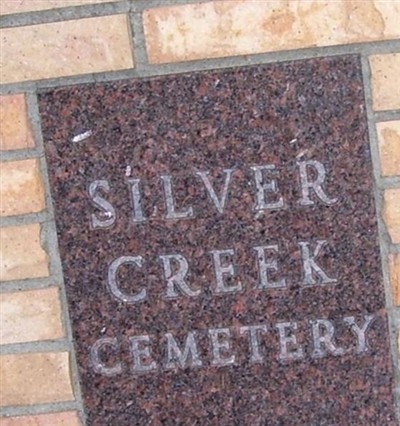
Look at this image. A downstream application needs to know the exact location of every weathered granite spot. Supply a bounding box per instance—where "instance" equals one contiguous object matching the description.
[38,55,396,425]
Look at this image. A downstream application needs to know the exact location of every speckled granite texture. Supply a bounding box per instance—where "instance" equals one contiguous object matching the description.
[38,55,396,425]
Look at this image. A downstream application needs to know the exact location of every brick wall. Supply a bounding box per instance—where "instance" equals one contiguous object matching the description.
[0,1,399,424]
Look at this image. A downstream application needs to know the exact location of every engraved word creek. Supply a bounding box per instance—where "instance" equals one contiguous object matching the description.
[88,160,375,376]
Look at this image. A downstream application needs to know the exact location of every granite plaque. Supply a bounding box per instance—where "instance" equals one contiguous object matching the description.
[39,55,396,425]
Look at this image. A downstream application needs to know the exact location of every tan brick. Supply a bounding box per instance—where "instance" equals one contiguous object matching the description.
[0,352,73,406]
[389,254,400,306]
[0,287,63,345]
[0,15,133,84]
[0,411,80,426]
[370,53,400,111]
[0,224,49,282]
[0,159,46,217]
[383,188,400,244]
[0,95,35,151]
[143,1,400,64]
[377,121,400,177]
[1,0,117,15]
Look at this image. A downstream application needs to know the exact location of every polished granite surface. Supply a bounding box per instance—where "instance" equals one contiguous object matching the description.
[38,55,396,425]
